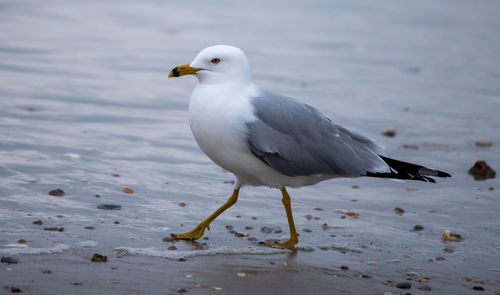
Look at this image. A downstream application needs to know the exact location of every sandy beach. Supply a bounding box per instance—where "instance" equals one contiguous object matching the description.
[1,0,500,294]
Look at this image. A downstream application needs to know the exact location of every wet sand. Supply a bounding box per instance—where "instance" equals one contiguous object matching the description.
[1,0,500,294]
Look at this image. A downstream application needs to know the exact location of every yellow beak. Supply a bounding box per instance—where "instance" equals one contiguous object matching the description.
[168,64,203,78]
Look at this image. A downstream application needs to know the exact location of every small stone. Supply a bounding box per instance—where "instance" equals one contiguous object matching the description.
[225,225,234,230]
[168,246,177,250]
[475,140,492,147]
[162,237,175,242]
[468,160,496,181]
[10,286,21,293]
[95,194,101,198]
[49,188,65,196]
[394,207,405,215]
[313,216,320,220]
[361,274,372,278]
[419,285,432,291]
[97,204,121,210]
[81,177,88,183]
[304,214,313,220]
[411,225,424,231]
[1,257,18,264]
[441,230,463,242]
[303,228,312,233]
[84,226,95,230]
[435,256,446,261]
[17,239,26,244]
[91,253,107,262]
[406,187,418,191]
[314,207,323,211]
[247,237,257,241]
[386,259,402,263]
[224,180,235,184]
[114,221,120,224]
[321,223,329,230]
[121,187,134,194]
[352,185,359,189]
[382,127,396,137]
[443,245,454,253]
[396,282,411,289]
[43,227,64,232]
[212,286,222,291]
[112,174,120,177]
[42,269,52,274]
[340,265,349,270]
[177,288,187,293]
[244,226,253,230]
[179,202,186,207]
[33,220,43,225]
[472,286,484,291]
[236,272,246,277]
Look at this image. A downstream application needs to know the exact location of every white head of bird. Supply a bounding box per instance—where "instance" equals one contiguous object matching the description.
[168,45,251,85]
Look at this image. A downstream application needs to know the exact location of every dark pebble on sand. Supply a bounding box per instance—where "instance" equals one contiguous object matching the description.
[361,274,372,279]
[42,269,52,274]
[168,246,177,250]
[473,286,485,291]
[394,207,405,215]
[91,253,107,262]
[340,265,349,270]
[225,225,233,230]
[468,160,496,181]
[10,286,21,293]
[411,225,424,231]
[17,239,26,244]
[396,282,412,289]
[443,245,454,253]
[72,282,82,286]
[33,220,43,225]
[95,194,101,198]
[178,258,186,261]
[1,257,18,264]
[177,288,187,293]
[84,226,95,230]
[382,127,396,137]
[97,204,121,210]
[304,214,312,220]
[43,227,64,232]
[303,228,312,233]
[435,256,446,261]
[48,188,65,196]
[112,174,120,177]
[162,237,175,242]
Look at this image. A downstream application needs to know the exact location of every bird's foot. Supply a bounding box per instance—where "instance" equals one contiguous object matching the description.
[171,222,209,241]
[263,237,298,249]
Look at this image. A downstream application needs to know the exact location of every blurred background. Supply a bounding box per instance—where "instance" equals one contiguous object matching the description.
[1,0,499,294]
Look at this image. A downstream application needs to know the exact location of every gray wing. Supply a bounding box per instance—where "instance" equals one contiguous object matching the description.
[246,88,389,177]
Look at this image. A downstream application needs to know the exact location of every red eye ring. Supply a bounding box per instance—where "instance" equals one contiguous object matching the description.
[211,58,220,64]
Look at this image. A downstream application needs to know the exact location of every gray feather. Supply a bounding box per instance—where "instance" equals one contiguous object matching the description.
[246,88,388,177]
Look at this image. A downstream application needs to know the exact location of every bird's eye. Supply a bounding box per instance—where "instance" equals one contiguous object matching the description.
[211,58,220,64]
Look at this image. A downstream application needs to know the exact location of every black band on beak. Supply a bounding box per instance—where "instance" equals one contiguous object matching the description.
[171,66,180,77]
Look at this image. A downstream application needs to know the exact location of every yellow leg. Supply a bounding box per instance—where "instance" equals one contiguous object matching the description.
[265,188,299,248]
[171,189,239,241]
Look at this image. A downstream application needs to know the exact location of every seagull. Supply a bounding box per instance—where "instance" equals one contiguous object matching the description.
[168,45,451,248]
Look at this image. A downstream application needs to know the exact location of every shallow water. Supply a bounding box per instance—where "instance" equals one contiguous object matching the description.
[1,0,500,294]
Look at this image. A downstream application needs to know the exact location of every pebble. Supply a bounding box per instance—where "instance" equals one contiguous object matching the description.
[468,160,496,181]
[406,187,418,191]
[361,274,372,279]
[236,272,246,277]
[352,185,359,189]
[441,230,463,242]
[443,245,454,253]
[162,237,175,242]
[418,285,432,291]
[84,226,95,230]
[48,188,65,196]
[17,239,26,244]
[244,226,253,230]
[472,286,485,291]
[260,226,282,234]
[81,177,88,183]
[33,220,43,225]
[411,225,424,231]
[43,227,64,232]
[396,282,411,289]
[314,207,323,211]
[382,127,396,137]
[1,257,18,264]
[42,269,52,274]
[10,286,21,293]
[475,140,492,147]
[121,187,134,194]
[340,265,349,270]
[367,261,377,266]
[435,256,446,261]
[112,174,120,177]
[386,259,402,264]
[179,202,186,207]
[91,253,107,262]
[304,214,313,220]
[177,288,187,293]
[97,204,121,210]
[225,225,234,230]
[394,207,405,215]
[303,228,312,233]
[168,246,177,250]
